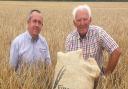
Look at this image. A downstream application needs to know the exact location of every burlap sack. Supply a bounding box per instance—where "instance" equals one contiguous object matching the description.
[53,49,101,89]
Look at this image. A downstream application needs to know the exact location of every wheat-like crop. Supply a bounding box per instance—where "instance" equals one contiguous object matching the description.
[0,1,128,89]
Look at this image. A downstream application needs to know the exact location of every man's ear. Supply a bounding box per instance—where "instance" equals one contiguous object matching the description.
[73,20,76,27]
[27,19,30,24]
[27,17,31,24]
[89,17,92,23]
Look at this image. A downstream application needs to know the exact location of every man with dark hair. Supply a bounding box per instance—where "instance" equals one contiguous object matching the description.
[10,9,51,71]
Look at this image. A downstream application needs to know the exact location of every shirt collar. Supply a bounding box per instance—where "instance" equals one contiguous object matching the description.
[26,31,39,42]
[76,27,90,40]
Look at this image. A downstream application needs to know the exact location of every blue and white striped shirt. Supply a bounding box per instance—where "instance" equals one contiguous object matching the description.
[10,31,51,70]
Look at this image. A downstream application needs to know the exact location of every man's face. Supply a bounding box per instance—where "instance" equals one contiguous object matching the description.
[73,10,91,36]
[28,12,43,38]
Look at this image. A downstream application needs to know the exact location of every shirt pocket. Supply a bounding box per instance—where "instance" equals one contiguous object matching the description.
[86,40,99,57]
[39,48,47,59]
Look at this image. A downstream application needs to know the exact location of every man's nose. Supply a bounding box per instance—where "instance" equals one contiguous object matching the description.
[35,22,40,26]
[80,19,85,25]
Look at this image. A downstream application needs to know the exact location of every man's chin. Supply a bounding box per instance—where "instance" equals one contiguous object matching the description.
[79,28,87,32]
[33,31,39,35]
[32,33,39,37]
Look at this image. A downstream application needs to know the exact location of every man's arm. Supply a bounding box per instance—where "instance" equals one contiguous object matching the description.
[100,29,121,75]
[10,40,19,71]
[104,47,121,75]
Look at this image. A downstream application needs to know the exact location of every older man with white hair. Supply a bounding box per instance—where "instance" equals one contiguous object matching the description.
[65,4,121,89]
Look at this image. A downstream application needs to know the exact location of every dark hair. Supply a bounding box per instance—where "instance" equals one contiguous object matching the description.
[27,9,42,21]
[30,9,41,14]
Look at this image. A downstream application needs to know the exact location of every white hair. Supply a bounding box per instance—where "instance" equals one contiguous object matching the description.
[72,4,91,20]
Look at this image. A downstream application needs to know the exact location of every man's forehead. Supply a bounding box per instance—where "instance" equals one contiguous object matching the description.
[75,10,89,19]
[76,10,89,16]
[31,11,43,18]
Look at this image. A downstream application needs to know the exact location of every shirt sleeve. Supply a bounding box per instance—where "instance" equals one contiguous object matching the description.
[100,29,119,54]
[9,40,19,70]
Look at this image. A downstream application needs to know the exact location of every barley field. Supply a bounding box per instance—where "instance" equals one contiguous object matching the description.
[0,1,128,89]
